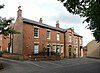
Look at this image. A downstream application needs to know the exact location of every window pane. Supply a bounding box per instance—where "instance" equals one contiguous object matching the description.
[52,45,56,52]
[75,38,78,44]
[80,39,82,44]
[34,28,38,37]
[34,44,39,54]
[47,30,50,39]
[57,33,60,41]
[61,46,63,53]
[69,35,72,43]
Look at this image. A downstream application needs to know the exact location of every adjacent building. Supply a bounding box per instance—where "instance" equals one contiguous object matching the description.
[87,40,100,58]
[0,6,83,59]
[0,34,10,52]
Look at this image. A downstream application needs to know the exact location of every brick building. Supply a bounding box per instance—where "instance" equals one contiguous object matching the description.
[0,6,83,59]
[86,40,100,58]
[0,34,10,52]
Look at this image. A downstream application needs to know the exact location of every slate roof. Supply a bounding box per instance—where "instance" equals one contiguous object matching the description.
[23,18,65,32]
[22,18,82,37]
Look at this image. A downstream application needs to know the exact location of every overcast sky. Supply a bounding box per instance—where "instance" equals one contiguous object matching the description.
[0,0,94,46]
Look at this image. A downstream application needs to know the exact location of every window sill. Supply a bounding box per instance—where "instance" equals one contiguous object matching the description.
[34,37,39,39]
[47,38,50,40]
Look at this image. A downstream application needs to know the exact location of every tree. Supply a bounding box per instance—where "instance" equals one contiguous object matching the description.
[0,4,4,9]
[0,5,19,36]
[58,0,100,42]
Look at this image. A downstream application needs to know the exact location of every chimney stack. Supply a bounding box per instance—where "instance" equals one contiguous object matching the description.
[56,20,60,28]
[17,6,22,18]
[39,18,43,23]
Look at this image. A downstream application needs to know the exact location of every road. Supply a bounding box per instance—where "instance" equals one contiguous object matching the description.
[0,58,100,73]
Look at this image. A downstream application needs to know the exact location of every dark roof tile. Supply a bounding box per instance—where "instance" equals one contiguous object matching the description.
[23,18,65,32]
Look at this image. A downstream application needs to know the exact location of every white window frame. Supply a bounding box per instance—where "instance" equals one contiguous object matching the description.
[52,45,56,53]
[69,34,72,43]
[80,39,82,44]
[47,30,51,39]
[34,28,39,38]
[61,45,63,54]
[75,38,78,44]
[34,44,39,54]
[57,32,60,41]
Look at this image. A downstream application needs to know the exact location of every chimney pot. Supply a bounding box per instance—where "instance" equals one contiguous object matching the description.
[17,6,22,18]
[56,20,60,28]
[39,18,43,23]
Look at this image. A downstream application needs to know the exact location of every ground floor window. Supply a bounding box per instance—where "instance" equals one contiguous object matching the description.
[56,45,61,55]
[52,45,56,53]
[61,46,63,54]
[34,44,39,54]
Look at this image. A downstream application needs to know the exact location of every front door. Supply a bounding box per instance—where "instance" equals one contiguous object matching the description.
[69,47,72,58]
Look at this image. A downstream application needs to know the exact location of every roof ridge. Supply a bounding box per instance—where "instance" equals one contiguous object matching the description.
[22,17,66,32]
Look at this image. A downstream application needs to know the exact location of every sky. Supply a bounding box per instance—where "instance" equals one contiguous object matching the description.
[0,0,94,46]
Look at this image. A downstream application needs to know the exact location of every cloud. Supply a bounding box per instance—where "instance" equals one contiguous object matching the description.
[50,12,84,24]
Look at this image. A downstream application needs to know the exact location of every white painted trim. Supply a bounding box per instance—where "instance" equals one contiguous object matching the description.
[34,26,39,28]
[34,28,39,38]
[34,42,39,44]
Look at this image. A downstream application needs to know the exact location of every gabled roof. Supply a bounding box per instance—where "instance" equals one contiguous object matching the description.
[22,18,65,32]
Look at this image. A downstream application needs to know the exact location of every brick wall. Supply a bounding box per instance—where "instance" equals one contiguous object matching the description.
[13,18,23,54]
[22,23,64,57]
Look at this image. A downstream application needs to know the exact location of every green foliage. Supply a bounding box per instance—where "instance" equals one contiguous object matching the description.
[0,51,3,57]
[0,4,4,9]
[58,0,100,42]
[0,17,13,36]
[0,5,20,36]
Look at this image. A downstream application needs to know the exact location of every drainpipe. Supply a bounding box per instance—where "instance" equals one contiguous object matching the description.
[11,33,14,53]
[64,32,66,58]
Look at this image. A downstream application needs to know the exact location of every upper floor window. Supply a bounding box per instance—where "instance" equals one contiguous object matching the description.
[57,32,60,41]
[80,39,82,44]
[75,38,78,44]
[34,28,39,38]
[47,30,50,39]
[69,34,72,43]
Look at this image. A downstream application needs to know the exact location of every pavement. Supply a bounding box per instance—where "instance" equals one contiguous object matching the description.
[0,57,100,73]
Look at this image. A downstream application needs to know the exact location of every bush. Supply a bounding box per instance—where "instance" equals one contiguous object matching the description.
[0,51,3,57]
